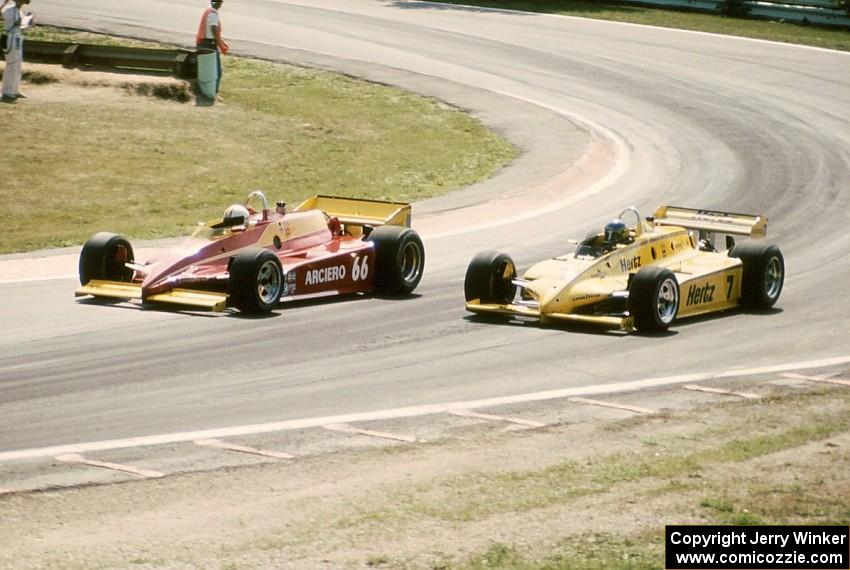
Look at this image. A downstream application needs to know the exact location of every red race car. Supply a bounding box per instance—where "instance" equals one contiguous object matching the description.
[75,191,425,313]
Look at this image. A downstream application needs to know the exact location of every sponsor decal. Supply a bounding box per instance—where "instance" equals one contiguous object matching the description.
[351,255,369,281]
[282,272,297,296]
[305,265,347,286]
[572,294,601,302]
[619,255,642,272]
[686,282,715,306]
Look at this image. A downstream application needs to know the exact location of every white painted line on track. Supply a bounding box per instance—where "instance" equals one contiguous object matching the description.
[684,384,761,399]
[448,409,545,428]
[54,453,164,479]
[2,355,849,462]
[322,423,419,443]
[781,373,850,387]
[568,397,655,415]
[0,274,76,285]
[194,439,295,460]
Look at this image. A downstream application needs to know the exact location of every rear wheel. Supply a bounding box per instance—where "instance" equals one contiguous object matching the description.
[229,249,283,313]
[464,250,517,304]
[628,266,679,332]
[728,242,784,309]
[79,232,135,285]
[367,225,425,295]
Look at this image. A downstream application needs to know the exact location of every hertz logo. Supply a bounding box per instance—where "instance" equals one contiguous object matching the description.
[686,283,715,306]
[619,256,641,272]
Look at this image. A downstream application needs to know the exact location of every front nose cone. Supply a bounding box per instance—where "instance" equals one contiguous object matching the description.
[539,283,568,310]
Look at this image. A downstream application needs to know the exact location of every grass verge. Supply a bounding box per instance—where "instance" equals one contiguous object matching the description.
[436,0,850,51]
[0,27,517,254]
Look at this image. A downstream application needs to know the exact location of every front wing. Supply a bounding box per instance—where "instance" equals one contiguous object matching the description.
[76,280,228,311]
[465,300,635,330]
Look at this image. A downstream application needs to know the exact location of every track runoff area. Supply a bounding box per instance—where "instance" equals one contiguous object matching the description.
[3,355,849,570]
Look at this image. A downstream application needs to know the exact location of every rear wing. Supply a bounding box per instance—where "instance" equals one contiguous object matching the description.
[293,195,411,236]
[653,205,767,237]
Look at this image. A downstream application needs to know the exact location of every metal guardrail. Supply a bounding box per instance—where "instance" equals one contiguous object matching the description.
[0,37,198,79]
[618,0,850,27]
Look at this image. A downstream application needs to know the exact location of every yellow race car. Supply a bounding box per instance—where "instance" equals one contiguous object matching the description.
[464,206,784,332]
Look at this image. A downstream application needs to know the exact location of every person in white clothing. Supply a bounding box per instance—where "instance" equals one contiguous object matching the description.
[2,0,32,103]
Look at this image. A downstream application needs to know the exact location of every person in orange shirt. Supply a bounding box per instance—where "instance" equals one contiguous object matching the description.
[196,0,230,97]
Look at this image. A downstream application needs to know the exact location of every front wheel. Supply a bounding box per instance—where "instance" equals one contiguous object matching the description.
[79,232,135,285]
[464,250,517,304]
[728,242,784,309]
[628,266,680,332]
[367,225,425,295]
[229,249,283,313]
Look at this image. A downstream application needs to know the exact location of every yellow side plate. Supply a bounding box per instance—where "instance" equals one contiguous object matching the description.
[75,280,142,299]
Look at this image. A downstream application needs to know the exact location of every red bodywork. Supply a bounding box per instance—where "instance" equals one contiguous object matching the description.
[135,208,377,303]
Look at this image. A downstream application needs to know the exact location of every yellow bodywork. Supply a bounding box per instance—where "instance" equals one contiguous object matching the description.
[465,205,766,330]
[142,289,228,311]
[75,280,143,300]
[294,195,411,236]
[76,280,228,311]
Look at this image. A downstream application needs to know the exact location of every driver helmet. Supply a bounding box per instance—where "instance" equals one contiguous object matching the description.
[603,218,629,244]
[223,204,249,227]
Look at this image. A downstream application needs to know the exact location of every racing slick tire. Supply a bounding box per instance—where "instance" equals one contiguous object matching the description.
[464,250,517,304]
[229,248,283,314]
[628,266,680,332]
[728,242,784,309]
[367,225,425,295]
[79,232,135,285]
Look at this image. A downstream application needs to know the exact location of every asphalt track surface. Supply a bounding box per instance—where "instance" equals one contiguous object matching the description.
[1,1,849,461]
